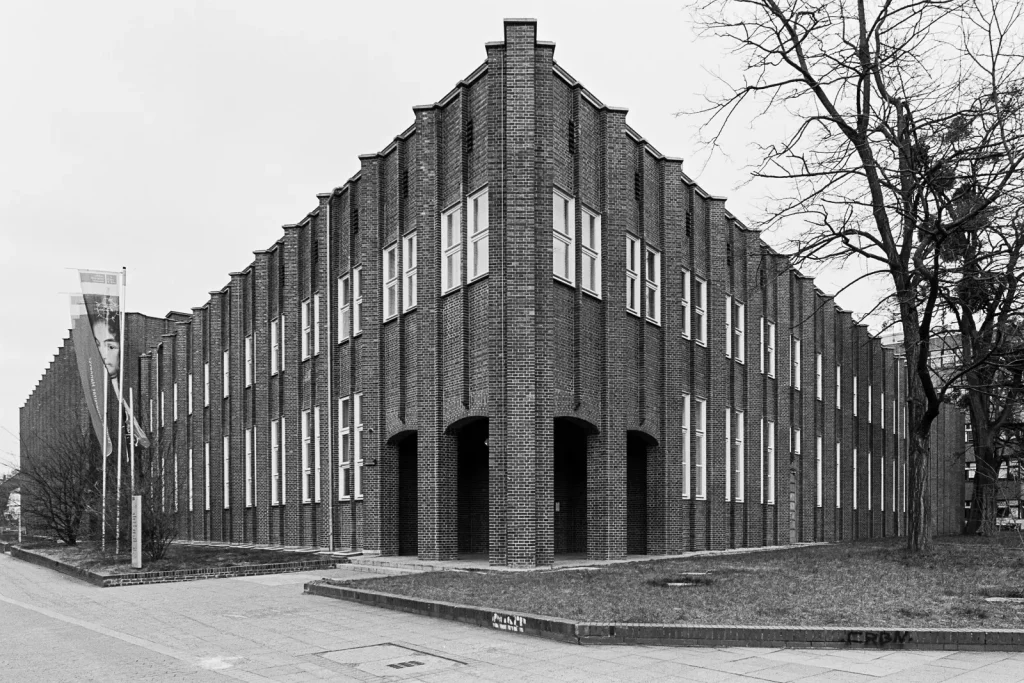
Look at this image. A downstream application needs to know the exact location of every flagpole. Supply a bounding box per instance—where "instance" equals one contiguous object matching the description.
[102,378,108,553]
[115,267,126,556]
[130,388,136,495]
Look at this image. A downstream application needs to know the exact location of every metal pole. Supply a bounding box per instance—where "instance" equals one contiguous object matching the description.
[129,388,136,495]
[102,378,108,552]
[115,267,126,555]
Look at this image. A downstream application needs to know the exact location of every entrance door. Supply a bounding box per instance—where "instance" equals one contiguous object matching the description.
[554,420,587,554]
[627,433,648,555]
[398,435,418,556]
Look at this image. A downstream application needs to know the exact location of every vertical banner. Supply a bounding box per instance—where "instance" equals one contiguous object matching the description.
[70,294,113,457]
[78,270,122,384]
[131,495,142,569]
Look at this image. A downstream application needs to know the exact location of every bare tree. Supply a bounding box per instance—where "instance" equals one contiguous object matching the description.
[689,0,1024,550]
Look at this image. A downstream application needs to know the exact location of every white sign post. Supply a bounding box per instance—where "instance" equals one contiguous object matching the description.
[131,495,142,569]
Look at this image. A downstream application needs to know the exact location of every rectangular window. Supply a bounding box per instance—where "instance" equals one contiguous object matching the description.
[245,336,253,387]
[892,458,897,511]
[313,406,321,503]
[835,443,841,508]
[893,397,897,435]
[759,318,765,373]
[271,318,280,375]
[626,235,640,315]
[204,442,211,512]
[881,391,886,429]
[836,366,842,409]
[767,322,776,378]
[734,411,745,502]
[222,350,229,398]
[733,301,745,363]
[682,393,691,498]
[245,428,253,508]
[681,270,691,339]
[188,447,194,512]
[280,315,286,373]
[441,206,462,293]
[339,396,351,500]
[767,421,776,504]
[223,435,230,510]
[403,232,417,311]
[383,244,399,321]
[815,353,823,400]
[204,363,210,407]
[725,410,731,501]
[853,448,858,510]
[313,292,321,355]
[279,417,286,505]
[354,393,364,499]
[468,189,489,281]
[868,452,873,510]
[301,409,312,502]
[553,190,575,285]
[353,268,363,335]
[581,209,601,297]
[188,373,193,415]
[725,296,732,358]
[792,339,802,389]
[794,428,802,461]
[695,399,707,499]
[881,455,885,512]
[160,391,165,427]
[338,275,351,341]
[271,419,281,506]
[868,385,873,423]
[816,436,823,508]
[853,376,859,416]
[301,298,312,358]
[760,418,765,503]
[645,248,661,324]
[173,383,178,422]
[694,278,707,346]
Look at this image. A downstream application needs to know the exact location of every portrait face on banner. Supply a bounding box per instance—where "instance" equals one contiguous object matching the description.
[79,271,121,382]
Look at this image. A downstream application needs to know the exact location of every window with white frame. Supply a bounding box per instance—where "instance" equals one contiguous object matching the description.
[222,350,229,398]
[725,409,731,500]
[765,322,776,377]
[880,454,885,511]
[816,435,823,508]
[160,391,165,427]
[338,275,351,341]
[645,247,661,324]
[682,393,691,498]
[767,420,776,504]
[352,269,363,335]
[892,458,897,511]
[892,396,897,435]
[204,362,210,407]
[626,234,640,315]
[853,376,858,416]
[836,366,841,409]
[383,243,399,321]
[881,391,886,429]
[694,277,707,346]
[302,409,313,502]
[313,406,321,503]
[301,298,312,358]
[835,443,841,508]
[339,396,351,499]
[223,435,230,509]
[868,384,873,423]
[468,189,489,281]
[681,270,692,339]
[815,353,823,400]
[149,399,154,432]
[188,373,193,415]
[868,451,873,510]
[695,398,707,498]
[733,411,745,501]
[403,232,417,311]
[553,190,575,285]
[313,292,321,355]
[581,209,601,297]
[173,383,178,422]
[204,442,211,511]
[271,419,281,506]
[188,447,194,511]
[245,427,254,508]
[173,449,178,511]
[793,428,802,463]
[792,339,802,389]
[441,206,461,294]
[759,318,765,373]
[760,418,765,503]
[733,300,745,362]
[726,296,733,358]
[271,319,280,375]
[245,336,253,387]
[354,393,364,499]
[853,448,858,510]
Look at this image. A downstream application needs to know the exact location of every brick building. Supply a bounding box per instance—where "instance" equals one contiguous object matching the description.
[22,19,964,567]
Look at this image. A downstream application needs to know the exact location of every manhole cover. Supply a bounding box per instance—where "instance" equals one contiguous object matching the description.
[319,643,461,678]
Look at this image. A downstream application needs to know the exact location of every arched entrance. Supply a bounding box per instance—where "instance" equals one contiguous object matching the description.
[554,418,590,555]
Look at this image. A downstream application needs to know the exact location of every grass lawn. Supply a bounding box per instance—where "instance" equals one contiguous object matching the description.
[27,542,323,575]
[345,536,1024,628]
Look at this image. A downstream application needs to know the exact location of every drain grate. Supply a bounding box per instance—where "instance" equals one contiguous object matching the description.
[387,660,424,669]
[318,643,461,678]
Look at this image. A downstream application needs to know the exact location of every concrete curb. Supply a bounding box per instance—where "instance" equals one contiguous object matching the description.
[11,546,338,587]
[304,581,1024,652]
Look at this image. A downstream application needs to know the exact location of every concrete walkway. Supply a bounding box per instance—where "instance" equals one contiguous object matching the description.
[2,551,1022,682]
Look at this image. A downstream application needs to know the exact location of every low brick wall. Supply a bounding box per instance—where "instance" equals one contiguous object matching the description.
[305,581,1024,652]
[12,546,337,587]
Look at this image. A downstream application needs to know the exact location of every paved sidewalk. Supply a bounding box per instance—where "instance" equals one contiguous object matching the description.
[2,552,1023,682]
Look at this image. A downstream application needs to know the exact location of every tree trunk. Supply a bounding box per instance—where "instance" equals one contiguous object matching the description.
[901,319,939,552]
[964,431,1000,536]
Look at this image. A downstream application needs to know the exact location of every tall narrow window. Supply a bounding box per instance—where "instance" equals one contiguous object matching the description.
[188,373,193,414]
[695,399,707,498]
[222,350,229,398]
[245,428,253,508]
[681,270,692,339]
[301,409,312,502]
[835,443,841,508]
[759,318,765,373]
[767,322,776,378]
[468,189,489,280]
[270,319,280,375]
[694,278,707,346]
[279,417,286,505]
[338,275,351,341]
[354,393,364,499]
[313,292,321,355]
[816,436,823,508]
[793,428,802,462]
[279,315,286,372]
[160,391,165,427]
[881,454,886,511]
[645,247,661,324]
[301,298,312,358]
[760,418,765,503]
[173,383,178,422]
[853,376,859,416]
[581,209,601,297]
[792,339,802,389]
[188,447,194,511]
[403,232,418,311]
[725,409,732,501]
[626,235,640,315]
[223,435,230,510]
[271,419,281,505]
[836,366,842,409]
[733,301,745,363]
[682,393,691,498]
[892,458,897,511]
[204,442,211,512]
[441,206,461,294]
[881,391,886,429]
[868,452,873,510]
[353,268,363,335]
[853,448,858,510]
[383,244,399,321]
[734,411,745,501]
[245,336,253,387]
[313,406,321,503]
[815,353,823,400]
[767,421,776,504]
[553,191,575,284]
[339,397,351,499]
[868,385,873,423]
[892,396,897,434]
[725,295,733,358]
[204,362,210,407]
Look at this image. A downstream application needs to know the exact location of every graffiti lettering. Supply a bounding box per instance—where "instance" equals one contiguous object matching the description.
[491,613,526,634]
[846,631,911,646]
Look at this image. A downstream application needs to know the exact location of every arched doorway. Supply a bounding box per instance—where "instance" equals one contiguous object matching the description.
[554,418,590,555]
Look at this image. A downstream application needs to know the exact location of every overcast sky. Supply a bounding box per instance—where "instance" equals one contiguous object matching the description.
[0,1,888,476]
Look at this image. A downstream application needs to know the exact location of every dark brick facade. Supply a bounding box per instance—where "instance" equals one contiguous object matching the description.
[21,19,965,567]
